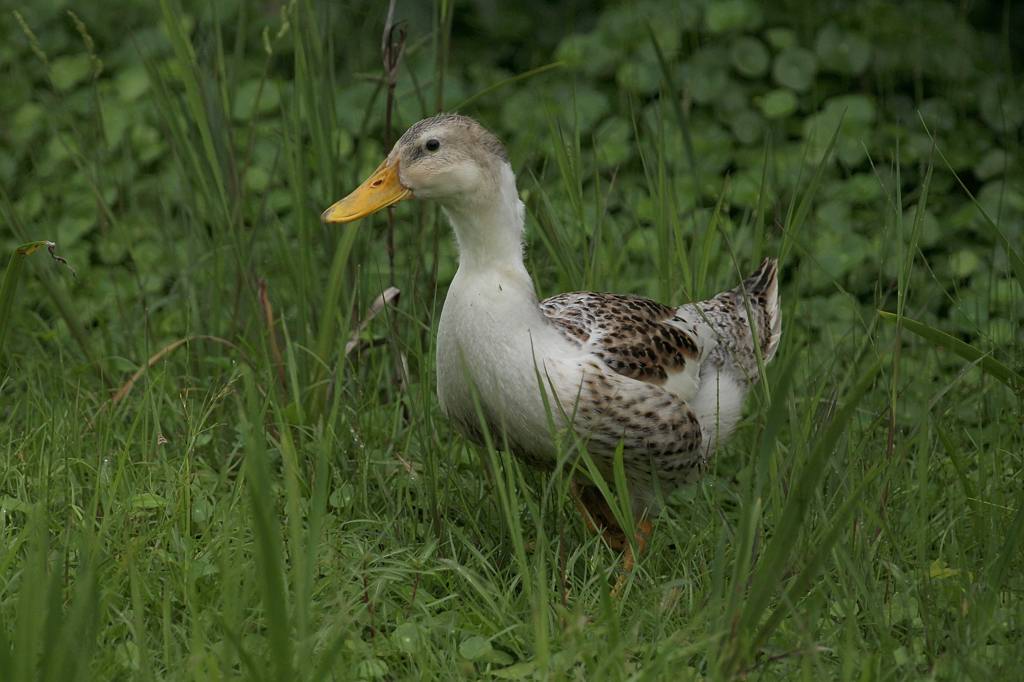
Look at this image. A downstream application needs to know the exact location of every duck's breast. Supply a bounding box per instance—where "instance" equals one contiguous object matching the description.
[435,267,574,459]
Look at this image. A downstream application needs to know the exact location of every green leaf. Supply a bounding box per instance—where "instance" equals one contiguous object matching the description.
[991,278,1023,311]
[730,36,769,78]
[101,100,132,148]
[391,623,420,655]
[949,249,982,278]
[756,88,797,119]
[50,54,93,91]
[829,94,875,124]
[454,62,565,111]
[680,48,730,104]
[929,559,960,579]
[244,166,271,193]
[705,0,762,34]
[814,24,871,76]
[978,77,1024,134]
[130,123,165,163]
[973,149,1011,180]
[835,173,882,204]
[772,46,818,92]
[725,109,763,145]
[356,658,388,679]
[764,27,796,50]
[500,85,608,136]
[328,483,353,510]
[927,133,1024,287]
[803,95,876,165]
[901,204,941,248]
[10,103,45,146]
[492,661,536,679]
[569,86,611,134]
[919,98,956,132]
[459,635,493,661]
[0,496,32,514]
[809,229,870,285]
[115,65,151,101]
[594,116,633,168]
[556,33,619,77]
[129,493,167,511]
[616,59,661,95]
[232,79,282,121]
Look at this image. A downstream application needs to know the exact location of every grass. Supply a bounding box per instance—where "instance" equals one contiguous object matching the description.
[2,1,1023,680]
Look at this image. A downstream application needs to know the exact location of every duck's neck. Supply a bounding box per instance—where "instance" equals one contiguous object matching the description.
[442,164,531,281]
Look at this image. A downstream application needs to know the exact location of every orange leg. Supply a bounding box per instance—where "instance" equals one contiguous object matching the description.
[613,518,652,596]
[570,481,653,595]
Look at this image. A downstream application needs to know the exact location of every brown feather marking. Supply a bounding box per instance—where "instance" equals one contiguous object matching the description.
[562,360,706,487]
[540,292,699,386]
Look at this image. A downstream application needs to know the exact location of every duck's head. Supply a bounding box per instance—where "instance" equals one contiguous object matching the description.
[322,113,510,223]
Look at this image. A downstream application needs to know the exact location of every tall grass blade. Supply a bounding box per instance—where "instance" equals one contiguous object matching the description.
[158,0,231,224]
[753,463,885,649]
[0,245,33,354]
[726,355,798,625]
[0,620,9,675]
[728,357,884,672]
[976,484,1024,631]
[779,116,843,263]
[240,369,294,680]
[0,188,98,372]
[646,24,700,196]
[0,241,77,353]
[44,547,99,682]
[454,62,564,110]
[878,311,1023,393]
[11,510,47,682]
[311,227,359,415]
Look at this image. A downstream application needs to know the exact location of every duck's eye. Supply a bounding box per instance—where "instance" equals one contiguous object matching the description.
[425,139,440,152]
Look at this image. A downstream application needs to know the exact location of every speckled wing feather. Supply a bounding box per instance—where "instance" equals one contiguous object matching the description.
[540,292,703,392]
[538,258,781,504]
[539,292,710,492]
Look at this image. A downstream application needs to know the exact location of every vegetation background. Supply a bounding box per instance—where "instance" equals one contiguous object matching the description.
[1,0,1022,679]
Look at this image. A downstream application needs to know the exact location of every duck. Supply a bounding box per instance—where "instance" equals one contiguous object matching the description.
[322,113,781,585]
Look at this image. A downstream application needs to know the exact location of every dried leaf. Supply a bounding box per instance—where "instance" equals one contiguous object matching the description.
[345,287,400,356]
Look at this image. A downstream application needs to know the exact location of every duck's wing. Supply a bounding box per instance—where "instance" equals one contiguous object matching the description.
[538,291,710,496]
[540,291,705,401]
[537,258,781,506]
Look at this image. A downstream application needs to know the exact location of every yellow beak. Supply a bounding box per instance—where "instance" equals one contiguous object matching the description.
[321,158,412,223]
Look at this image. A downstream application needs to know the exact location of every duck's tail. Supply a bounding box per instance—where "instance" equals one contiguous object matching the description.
[735,257,782,365]
[675,258,782,454]
[681,257,781,378]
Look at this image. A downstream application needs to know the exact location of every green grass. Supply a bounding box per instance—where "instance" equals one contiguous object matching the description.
[2,1,1023,680]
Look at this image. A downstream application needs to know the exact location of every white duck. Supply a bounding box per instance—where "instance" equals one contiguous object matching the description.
[323,114,781,577]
